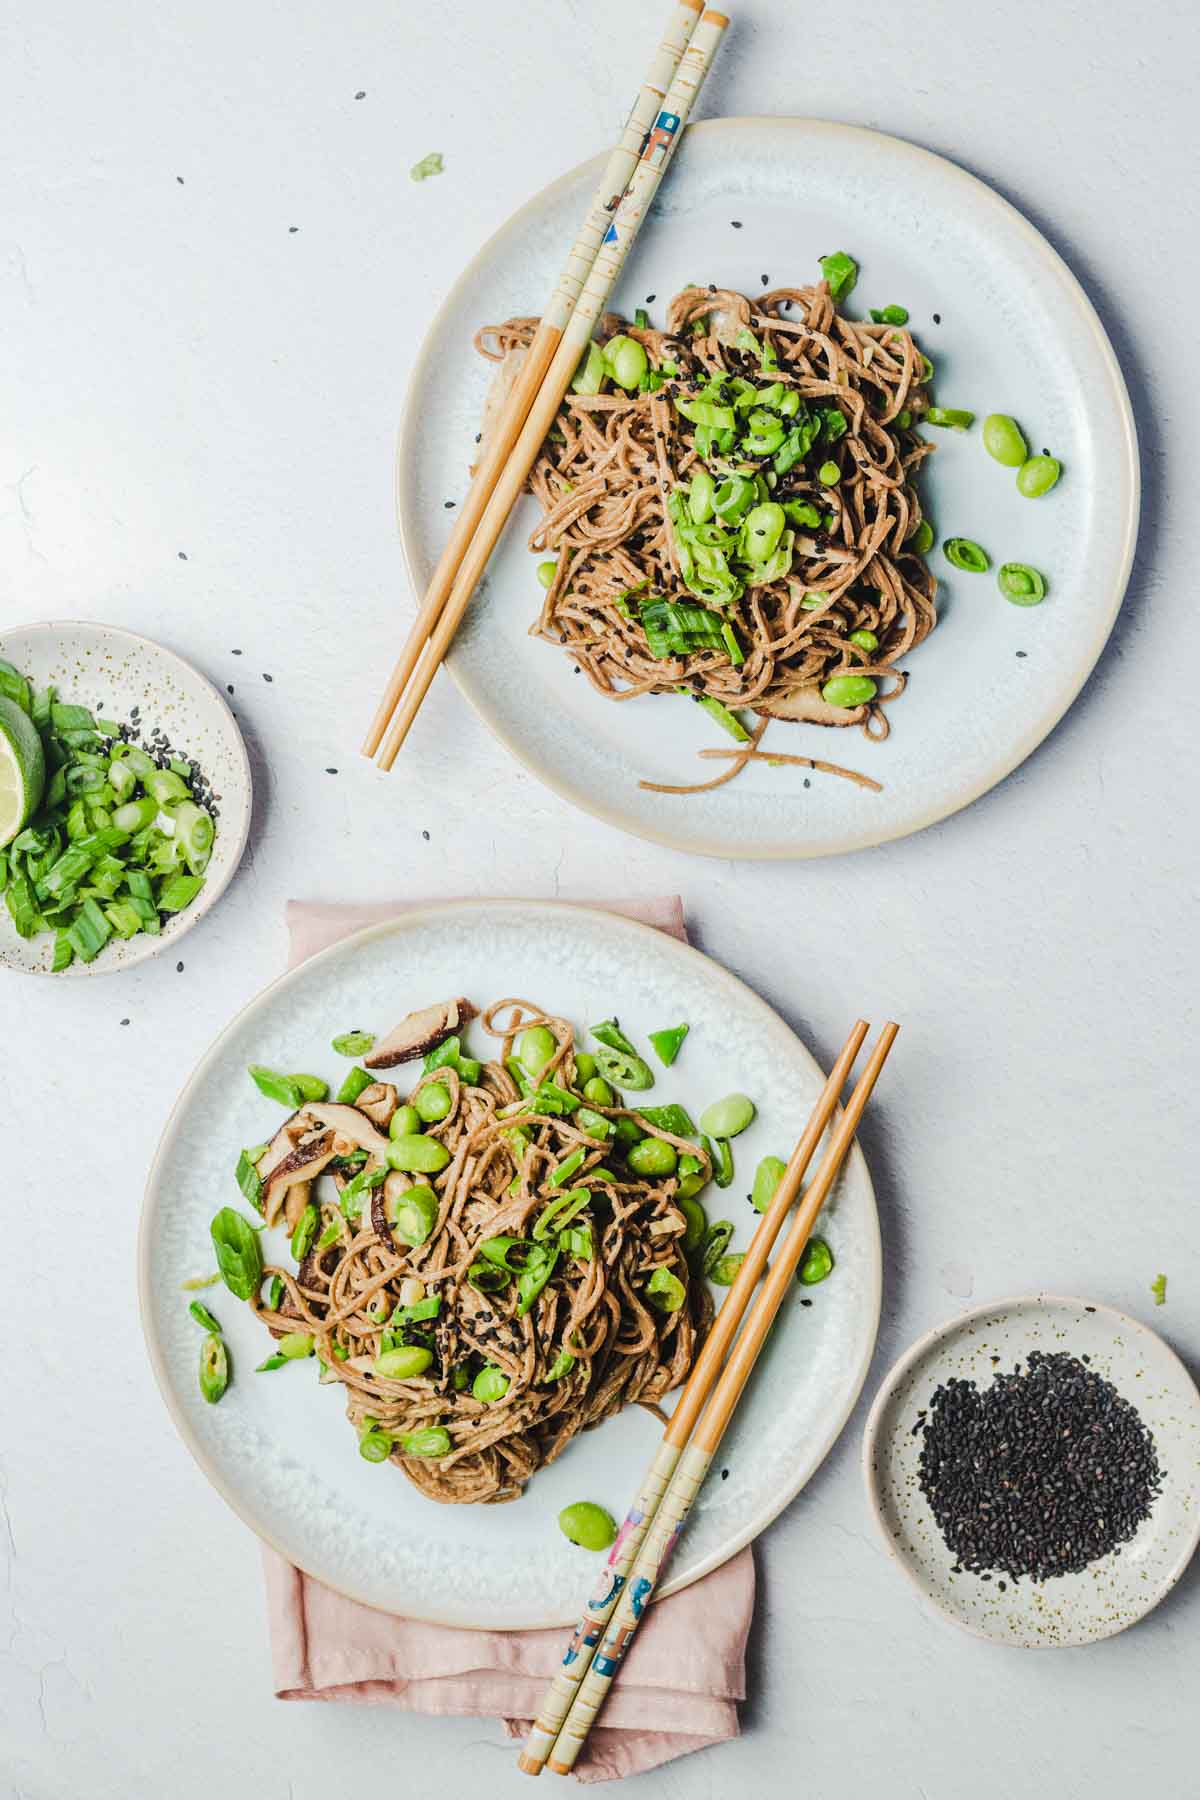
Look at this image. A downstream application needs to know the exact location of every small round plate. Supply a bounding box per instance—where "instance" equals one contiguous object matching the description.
[0,621,251,976]
[863,1295,1200,1648]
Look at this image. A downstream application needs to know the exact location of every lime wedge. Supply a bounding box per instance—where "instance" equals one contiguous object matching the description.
[0,693,45,847]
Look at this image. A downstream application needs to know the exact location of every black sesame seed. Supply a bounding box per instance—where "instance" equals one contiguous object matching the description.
[176,961,184,972]
[761,274,770,286]
[645,293,656,303]
[720,1468,729,1479]
[231,648,242,656]
[730,220,742,229]
[262,672,273,682]
[176,175,184,184]
[325,766,338,774]
[421,829,430,841]
[178,551,188,561]
[932,312,941,324]
[289,226,299,234]
[120,1018,130,1026]
[799,1297,813,1307]
[227,684,234,694]
[355,90,366,99]
[1015,650,1027,659]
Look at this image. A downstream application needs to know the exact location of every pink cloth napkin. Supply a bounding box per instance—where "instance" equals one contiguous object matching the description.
[263,896,755,1783]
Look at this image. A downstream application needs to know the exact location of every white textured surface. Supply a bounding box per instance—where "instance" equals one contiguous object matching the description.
[2,1,1197,1796]
[141,903,878,1627]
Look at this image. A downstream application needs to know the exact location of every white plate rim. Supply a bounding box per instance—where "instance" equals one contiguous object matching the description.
[861,1292,1200,1648]
[138,897,882,1627]
[0,618,253,977]
[394,115,1140,861]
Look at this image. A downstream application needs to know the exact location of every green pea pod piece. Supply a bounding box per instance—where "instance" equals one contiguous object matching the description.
[700,1220,734,1277]
[544,1349,576,1382]
[198,1334,229,1403]
[648,1023,689,1066]
[188,1300,222,1334]
[424,1034,461,1073]
[704,1135,735,1189]
[285,1203,316,1262]
[594,1045,655,1091]
[467,1262,510,1294]
[798,1236,835,1285]
[335,1065,373,1105]
[358,1429,394,1462]
[210,1206,263,1301]
[278,1331,314,1359]
[637,1103,696,1137]
[998,562,1047,606]
[247,1065,303,1108]
[289,1073,329,1103]
[401,1426,451,1457]
[533,1186,591,1241]
[517,1244,559,1316]
[256,1353,288,1372]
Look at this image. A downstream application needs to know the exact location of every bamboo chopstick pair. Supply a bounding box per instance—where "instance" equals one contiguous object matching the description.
[517,1019,899,1776]
[362,2,730,768]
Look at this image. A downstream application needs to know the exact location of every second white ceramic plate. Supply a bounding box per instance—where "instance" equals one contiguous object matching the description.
[397,118,1138,859]
[140,901,880,1628]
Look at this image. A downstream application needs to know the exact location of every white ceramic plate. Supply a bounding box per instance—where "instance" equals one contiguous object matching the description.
[140,900,880,1628]
[863,1295,1200,1648]
[0,621,251,975]
[397,118,1138,859]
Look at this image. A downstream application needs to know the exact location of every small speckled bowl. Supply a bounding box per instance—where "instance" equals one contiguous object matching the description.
[863,1295,1200,1647]
[0,621,251,976]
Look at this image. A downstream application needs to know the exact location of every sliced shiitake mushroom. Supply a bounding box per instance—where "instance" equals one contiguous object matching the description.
[754,686,868,727]
[261,1127,336,1227]
[354,1081,398,1129]
[363,998,477,1070]
[303,1102,392,1158]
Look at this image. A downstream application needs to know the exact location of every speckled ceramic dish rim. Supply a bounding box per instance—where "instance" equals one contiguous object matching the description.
[138,900,882,1627]
[861,1293,1200,1647]
[394,116,1140,861]
[0,619,252,977]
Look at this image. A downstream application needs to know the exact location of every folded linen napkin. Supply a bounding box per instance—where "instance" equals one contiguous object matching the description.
[263,896,754,1783]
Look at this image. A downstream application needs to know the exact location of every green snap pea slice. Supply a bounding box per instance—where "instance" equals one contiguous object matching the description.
[925,406,975,430]
[1016,453,1061,498]
[698,1093,756,1140]
[704,1134,734,1189]
[798,1236,835,1285]
[386,1135,451,1175]
[998,562,1047,606]
[544,1349,576,1381]
[188,1299,222,1334]
[710,1252,745,1286]
[752,1154,789,1213]
[701,1221,734,1278]
[374,1345,433,1379]
[210,1207,263,1300]
[401,1426,451,1457]
[676,1152,707,1202]
[909,519,935,555]
[290,1203,319,1262]
[649,1023,689,1067]
[558,1501,618,1551]
[199,1334,229,1403]
[336,1065,374,1105]
[278,1331,314,1359]
[359,1428,393,1462]
[288,1073,329,1103]
[981,413,1028,467]
[943,536,991,573]
[247,1065,303,1108]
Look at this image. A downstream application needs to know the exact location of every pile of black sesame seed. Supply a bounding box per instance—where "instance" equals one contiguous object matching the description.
[917,1351,1163,1583]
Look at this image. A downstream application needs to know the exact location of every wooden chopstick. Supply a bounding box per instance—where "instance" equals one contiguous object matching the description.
[517,1017,871,1777]
[536,1022,899,1778]
[374,10,730,770]
[360,0,705,758]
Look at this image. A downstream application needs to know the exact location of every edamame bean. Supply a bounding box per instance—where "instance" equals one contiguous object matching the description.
[388,1184,439,1246]
[1016,453,1062,498]
[573,1051,599,1085]
[517,1024,557,1077]
[744,502,785,562]
[472,1364,510,1403]
[415,1081,452,1123]
[821,674,877,708]
[676,1152,707,1202]
[909,520,934,555]
[645,1266,686,1312]
[374,1345,433,1379]
[278,1332,314,1359]
[678,1195,707,1251]
[798,1236,835,1285]
[998,562,1047,606]
[582,1074,614,1107]
[849,629,879,652]
[389,1104,422,1140]
[401,1426,451,1457]
[290,1203,319,1262]
[698,1094,756,1140]
[800,591,829,611]
[710,1252,745,1286]
[627,1136,677,1177]
[386,1135,451,1175]
[925,406,975,430]
[752,1154,788,1213]
[982,413,1028,467]
[558,1500,618,1551]
[818,460,841,486]
[536,560,558,589]
[943,537,991,573]
[605,334,648,391]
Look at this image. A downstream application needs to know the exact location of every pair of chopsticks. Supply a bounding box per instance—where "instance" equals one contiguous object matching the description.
[362,2,730,769]
[518,1019,899,1777]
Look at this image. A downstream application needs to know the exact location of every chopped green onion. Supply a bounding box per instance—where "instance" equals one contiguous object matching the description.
[819,250,858,302]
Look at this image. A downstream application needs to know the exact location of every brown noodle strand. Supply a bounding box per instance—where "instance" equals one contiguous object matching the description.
[478,282,939,790]
[696,746,883,792]
[250,999,712,1504]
